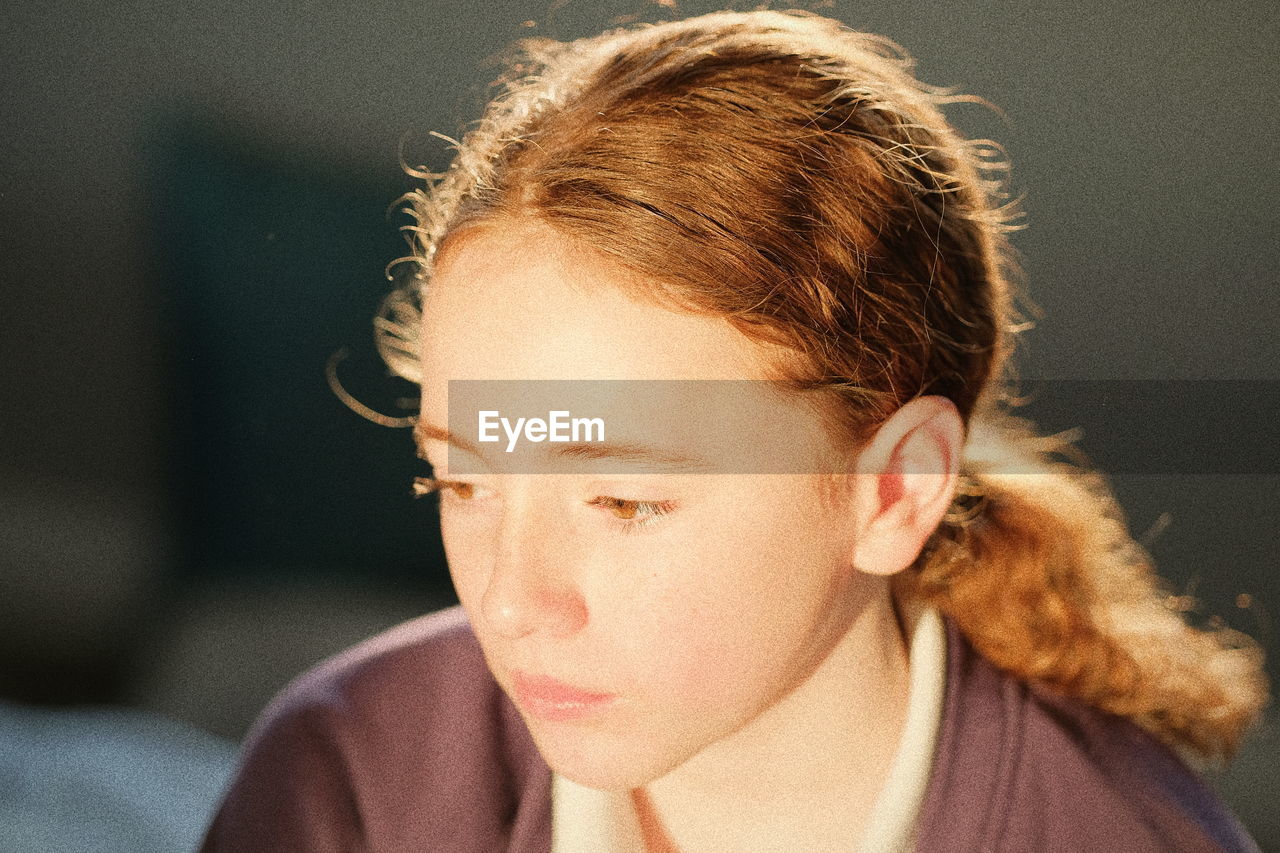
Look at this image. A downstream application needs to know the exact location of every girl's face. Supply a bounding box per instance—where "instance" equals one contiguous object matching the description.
[417,218,883,791]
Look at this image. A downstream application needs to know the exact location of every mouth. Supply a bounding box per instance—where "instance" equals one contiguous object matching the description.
[512,670,620,722]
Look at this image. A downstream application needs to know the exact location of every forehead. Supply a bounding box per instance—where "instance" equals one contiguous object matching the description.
[414,219,848,475]
[418,218,781,391]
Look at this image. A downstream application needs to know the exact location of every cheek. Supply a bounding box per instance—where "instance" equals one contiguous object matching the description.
[612,510,853,704]
[603,546,802,701]
[615,591,824,741]
[653,614,765,707]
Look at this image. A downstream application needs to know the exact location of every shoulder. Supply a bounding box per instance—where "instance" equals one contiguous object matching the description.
[265,604,489,726]
[237,605,501,784]
[202,605,549,853]
[915,618,1260,853]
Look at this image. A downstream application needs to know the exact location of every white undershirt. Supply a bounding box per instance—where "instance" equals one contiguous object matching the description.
[550,604,948,853]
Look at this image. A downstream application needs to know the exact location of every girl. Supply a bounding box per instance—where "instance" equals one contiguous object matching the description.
[203,10,1267,851]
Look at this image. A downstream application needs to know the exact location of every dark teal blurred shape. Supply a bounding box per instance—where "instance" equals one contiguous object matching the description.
[147,111,451,597]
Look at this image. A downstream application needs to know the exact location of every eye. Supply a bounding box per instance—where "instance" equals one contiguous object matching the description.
[413,477,674,533]
[412,476,486,503]
[587,496,676,534]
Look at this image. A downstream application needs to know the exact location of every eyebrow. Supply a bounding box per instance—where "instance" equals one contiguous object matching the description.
[413,420,715,471]
[414,421,484,459]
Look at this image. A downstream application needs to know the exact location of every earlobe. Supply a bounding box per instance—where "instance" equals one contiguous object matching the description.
[849,396,964,577]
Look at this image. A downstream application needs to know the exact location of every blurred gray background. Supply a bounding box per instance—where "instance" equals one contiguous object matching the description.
[2,0,1277,848]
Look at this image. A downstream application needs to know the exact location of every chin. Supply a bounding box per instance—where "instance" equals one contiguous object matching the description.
[526,720,687,792]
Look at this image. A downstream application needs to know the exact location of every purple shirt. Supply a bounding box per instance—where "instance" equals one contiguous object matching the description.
[201,606,1260,852]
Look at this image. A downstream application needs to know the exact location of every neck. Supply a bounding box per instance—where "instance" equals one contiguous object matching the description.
[634,582,912,853]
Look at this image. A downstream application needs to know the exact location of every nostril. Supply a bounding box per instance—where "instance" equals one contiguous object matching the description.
[553,592,590,637]
[480,571,588,641]
[480,582,531,640]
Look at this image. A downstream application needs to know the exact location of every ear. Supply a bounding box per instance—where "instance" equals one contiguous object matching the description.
[849,396,964,577]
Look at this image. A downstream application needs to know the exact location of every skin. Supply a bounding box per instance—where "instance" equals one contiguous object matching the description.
[415,217,964,851]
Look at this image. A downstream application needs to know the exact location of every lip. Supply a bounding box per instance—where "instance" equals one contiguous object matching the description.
[512,670,619,722]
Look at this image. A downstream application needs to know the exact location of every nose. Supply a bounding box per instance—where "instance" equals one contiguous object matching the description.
[480,488,588,641]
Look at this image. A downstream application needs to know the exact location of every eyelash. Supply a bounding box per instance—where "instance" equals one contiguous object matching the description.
[411,476,675,534]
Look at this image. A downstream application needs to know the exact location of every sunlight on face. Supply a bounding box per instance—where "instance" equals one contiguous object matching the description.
[416,217,882,790]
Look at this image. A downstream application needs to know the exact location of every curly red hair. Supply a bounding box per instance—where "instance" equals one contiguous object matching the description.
[375,9,1267,761]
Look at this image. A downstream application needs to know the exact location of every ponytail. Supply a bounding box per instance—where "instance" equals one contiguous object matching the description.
[899,406,1268,763]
